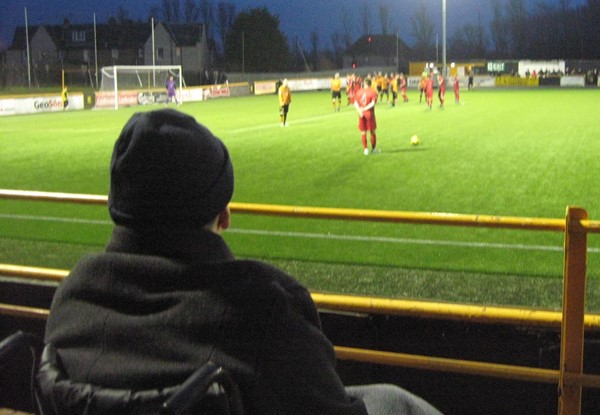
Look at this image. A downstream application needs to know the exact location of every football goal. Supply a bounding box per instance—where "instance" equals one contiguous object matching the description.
[99,65,183,109]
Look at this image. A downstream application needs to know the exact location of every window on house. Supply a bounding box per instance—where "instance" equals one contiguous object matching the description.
[83,50,90,63]
[72,31,86,42]
[112,49,119,60]
[176,47,181,57]
[157,48,164,60]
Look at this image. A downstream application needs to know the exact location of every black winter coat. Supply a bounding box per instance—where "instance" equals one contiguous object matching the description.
[43,226,368,415]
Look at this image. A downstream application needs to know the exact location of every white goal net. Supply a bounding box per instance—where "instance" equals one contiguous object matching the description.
[98,65,183,109]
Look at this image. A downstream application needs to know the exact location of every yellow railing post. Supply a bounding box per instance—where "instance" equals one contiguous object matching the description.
[558,206,588,415]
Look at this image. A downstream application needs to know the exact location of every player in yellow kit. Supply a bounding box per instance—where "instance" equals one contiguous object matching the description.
[380,73,390,103]
[331,73,342,112]
[390,73,399,106]
[278,79,292,126]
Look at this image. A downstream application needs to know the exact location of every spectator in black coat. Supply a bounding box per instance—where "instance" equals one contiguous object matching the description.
[43,109,443,415]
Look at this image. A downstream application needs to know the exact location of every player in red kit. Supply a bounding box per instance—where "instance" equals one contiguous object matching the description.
[354,78,378,155]
[352,74,362,104]
[437,73,446,108]
[346,73,354,105]
[399,72,408,102]
[453,75,460,104]
[425,71,434,109]
[419,69,427,103]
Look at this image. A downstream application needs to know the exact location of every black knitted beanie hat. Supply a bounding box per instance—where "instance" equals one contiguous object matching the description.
[108,109,234,228]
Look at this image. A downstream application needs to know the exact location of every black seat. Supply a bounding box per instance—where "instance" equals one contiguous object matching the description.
[0,331,45,413]
[0,331,44,362]
[0,331,245,415]
[161,359,245,415]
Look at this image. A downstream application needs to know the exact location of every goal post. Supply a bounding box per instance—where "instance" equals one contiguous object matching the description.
[99,65,183,109]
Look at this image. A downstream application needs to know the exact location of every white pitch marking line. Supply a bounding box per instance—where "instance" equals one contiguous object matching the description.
[2,213,598,253]
[228,113,342,134]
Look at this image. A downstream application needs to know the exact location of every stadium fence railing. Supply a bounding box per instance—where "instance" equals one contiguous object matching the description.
[1,189,599,414]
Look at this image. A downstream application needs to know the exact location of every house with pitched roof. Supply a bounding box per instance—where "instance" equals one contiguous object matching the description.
[146,22,212,84]
[5,19,211,87]
[344,34,413,73]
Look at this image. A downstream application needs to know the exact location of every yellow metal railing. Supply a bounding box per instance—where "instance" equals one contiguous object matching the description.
[4,263,600,330]
[1,189,600,413]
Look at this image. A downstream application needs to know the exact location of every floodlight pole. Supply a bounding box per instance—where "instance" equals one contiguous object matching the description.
[396,33,399,69]
[242,31,245,81]
[25,7,31,88]
[94,13,98,88]
[151,17,156,87]
[442,0,447,77]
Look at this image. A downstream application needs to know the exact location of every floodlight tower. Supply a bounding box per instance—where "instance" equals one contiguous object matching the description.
[442,0,447,77]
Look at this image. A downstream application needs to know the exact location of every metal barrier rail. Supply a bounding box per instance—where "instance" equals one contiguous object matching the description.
[3,300,600,390]
[1,189,599,413]
[3,263,600,331]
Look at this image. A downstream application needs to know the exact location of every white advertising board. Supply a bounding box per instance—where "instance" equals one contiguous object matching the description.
[0,94,84,116]
[560,75,585,87]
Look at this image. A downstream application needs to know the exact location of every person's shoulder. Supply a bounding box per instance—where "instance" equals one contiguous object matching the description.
[54,252,120,296]
[68,251,112,275]
[212,259,318,319]
[228,260,302,289]
[229,260,310,299]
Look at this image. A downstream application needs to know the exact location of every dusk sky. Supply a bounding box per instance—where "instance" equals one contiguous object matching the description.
[0,0,587,52]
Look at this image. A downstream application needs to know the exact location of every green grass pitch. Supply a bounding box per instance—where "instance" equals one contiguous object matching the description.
[2,87,600,310]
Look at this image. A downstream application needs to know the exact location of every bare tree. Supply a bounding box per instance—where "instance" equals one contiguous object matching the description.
[217,2,236,53]
[410,3,435,59]
[341,9,354,49]
[557,0,576,56]
[199,0,215,39]
[360,1,372,36]
[310,31,319,70]
[475,10,487,58]
[449,14,486,60]
[183,0,199,23]
[559,0,572,11]
[506,0,529,57]
[379,2,391,35]
[489,0,508,58]
[161,0,180,22]
[116,6,132,23]
[330,32,344,67]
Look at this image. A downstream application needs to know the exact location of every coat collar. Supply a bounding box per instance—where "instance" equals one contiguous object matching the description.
[105,225,235,262]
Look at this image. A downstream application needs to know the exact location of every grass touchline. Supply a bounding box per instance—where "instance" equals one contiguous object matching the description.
[0,211,578,253]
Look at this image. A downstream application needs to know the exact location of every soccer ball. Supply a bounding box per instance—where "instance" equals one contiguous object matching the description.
[411,135,420,146]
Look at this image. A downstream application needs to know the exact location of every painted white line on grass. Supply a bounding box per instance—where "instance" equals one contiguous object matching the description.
[3,212,599,254]
[0,213,111,226]
[230,228,570,252]
[228,113,341,134]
